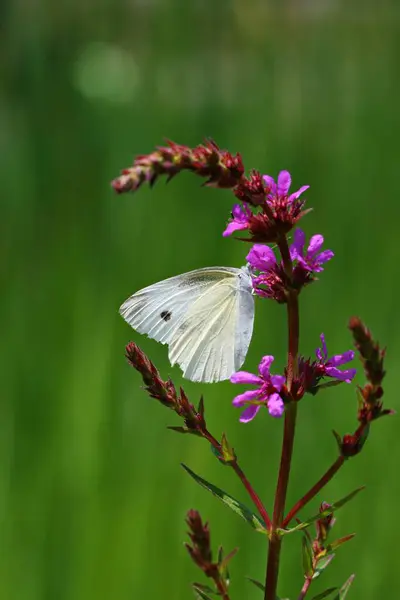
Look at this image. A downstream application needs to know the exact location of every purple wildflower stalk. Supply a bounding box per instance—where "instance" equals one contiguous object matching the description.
[112,144,391,600]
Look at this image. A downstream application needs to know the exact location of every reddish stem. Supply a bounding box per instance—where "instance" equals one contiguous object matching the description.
[283,456,345,527]
[264,257,300,600]
[297,576,312,600]
[202,430,272,530]
[232,462,272,530]
[264,402,298,600]
[215,578,231,600]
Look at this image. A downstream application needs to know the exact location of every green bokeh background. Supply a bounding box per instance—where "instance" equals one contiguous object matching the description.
[2,1,399,599]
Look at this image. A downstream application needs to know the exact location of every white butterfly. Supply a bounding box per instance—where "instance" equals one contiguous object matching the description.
[119,265,255,383]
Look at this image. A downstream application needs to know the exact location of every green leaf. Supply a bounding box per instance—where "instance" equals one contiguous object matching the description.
[336,574,355,599]
[221,433,236,463]
[210,444,226,463]
[313,554,335,579]
[332,430,343,453]
[182,464,267,533]
[193,583,215,596]
[311,587,338,600]
[302,534,314,577]
[327,533,355,552]
[168,425,191,434]
[279,487,364,535]
[246,577,265,592]
[313,380,344,394]
[193,587,214,600]
[218,545,238,578]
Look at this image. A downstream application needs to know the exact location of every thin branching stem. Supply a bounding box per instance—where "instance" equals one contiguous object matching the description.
[283,456,345,527]
[202,430,271,529]
[297,576,313,600]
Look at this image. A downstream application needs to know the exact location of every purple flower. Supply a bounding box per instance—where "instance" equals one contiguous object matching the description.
[223,203,252,237]
[290,229,334,273]
[263,170,309,205]
[230,356,286,421]
[246,244,277,272]
[315,334,356,383]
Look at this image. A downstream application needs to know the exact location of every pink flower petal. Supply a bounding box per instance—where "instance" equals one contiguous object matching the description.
[232,389,260,406]
[230,371,262,385]
[288,185,310,203]
[290,228,305,259]
[271,374,285,390]
[246,244,276,272]
[325,367,356,383]
[317,333,328,361]
[258,355,274,379]
[232,204,249,220]
[263,175,276,194]
[277,170,292,196]
[328,350,354,367]
[239,404,261,423]
[267,393,284,417]
[307,234,324,257]
[316,250,334,264]
[222,221,248,237]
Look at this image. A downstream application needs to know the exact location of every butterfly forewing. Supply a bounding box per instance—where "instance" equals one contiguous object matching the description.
[120,268,240,345]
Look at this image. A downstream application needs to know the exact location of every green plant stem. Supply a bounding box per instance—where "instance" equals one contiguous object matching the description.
[264,278,300,600]
[283,455,345,528]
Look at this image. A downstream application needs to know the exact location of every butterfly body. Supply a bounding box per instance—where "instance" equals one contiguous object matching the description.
[119,265,254,382]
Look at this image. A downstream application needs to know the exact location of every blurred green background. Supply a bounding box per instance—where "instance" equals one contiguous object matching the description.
[2,1,399,598]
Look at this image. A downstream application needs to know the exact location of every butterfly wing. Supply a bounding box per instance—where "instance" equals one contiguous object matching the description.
[120,266,254,383]
[119,267,240,346]
[168,266,254,382]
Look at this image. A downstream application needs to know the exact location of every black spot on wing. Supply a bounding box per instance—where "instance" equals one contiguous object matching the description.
[160,310,172,322]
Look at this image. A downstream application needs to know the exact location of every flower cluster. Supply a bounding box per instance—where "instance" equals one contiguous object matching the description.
[231,356,285,422]
[223,170,311,243]
[125,342,207,435]
[112,139,244,193]
[245,228,334,302]
[231,335,357,422]
[185,510,236,598]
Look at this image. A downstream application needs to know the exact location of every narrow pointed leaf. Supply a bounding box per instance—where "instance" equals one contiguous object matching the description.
[246,578,284,600]
[332,430,342,453]
[219,546,239,574]
[311,588,338,600]
[168,425,191,434]
[336,574,355,599]
[313,380,344,394]
[313,553,335,579]
[193,583,215,595]
[280,487,364,535]
[198,395,205,417]
[328,533,355,552]
[193,587,214,600]
[302,534,314,577]
[182,464,267,533]
[246,577,265,592]
[221,433,236,462]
